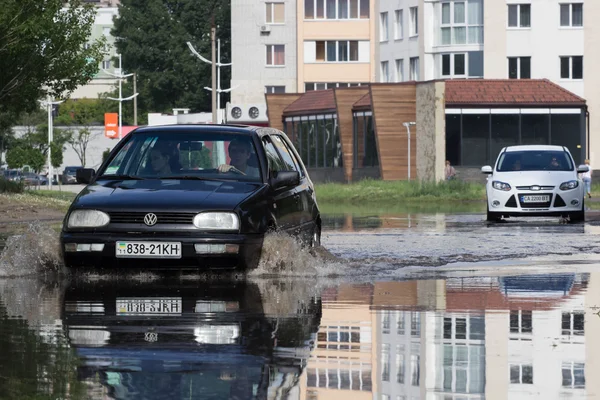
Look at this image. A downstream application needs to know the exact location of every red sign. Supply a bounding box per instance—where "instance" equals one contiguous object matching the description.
[104,113,118,138]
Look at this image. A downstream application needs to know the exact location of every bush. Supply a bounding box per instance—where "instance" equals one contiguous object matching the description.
[0,177,24,193]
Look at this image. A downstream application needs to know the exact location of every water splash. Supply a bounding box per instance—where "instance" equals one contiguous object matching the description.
[0,222,64,277]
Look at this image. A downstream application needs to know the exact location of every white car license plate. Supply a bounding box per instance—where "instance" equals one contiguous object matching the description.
[115,241,182,258]
[521,195,550,203]
[116,298,182,316]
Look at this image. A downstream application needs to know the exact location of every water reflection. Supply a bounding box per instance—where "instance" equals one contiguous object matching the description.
[1,270,599,399]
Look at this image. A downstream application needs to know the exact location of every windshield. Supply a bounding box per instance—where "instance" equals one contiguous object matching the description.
[98,131,262,182]
[496,150,574,172]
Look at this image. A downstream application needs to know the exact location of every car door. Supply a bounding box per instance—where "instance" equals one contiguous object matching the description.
[270,134,315,233]
[261,136,300,233]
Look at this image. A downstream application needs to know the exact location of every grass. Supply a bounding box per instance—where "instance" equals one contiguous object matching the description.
[0,177,24,193]
[24,189,78,203]
[315,179,486,205]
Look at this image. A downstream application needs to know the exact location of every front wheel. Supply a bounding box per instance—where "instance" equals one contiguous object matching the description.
[486,205,502,222]
[569,200,585,223]
[311,225,321,248]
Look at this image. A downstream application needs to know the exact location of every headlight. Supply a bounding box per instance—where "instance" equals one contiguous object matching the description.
[492,181,511,191]
[193,212,240,231]
[560,180,579,190]
[67,210,110,228]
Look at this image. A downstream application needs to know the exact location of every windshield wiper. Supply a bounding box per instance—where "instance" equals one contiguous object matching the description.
[99,174,145,180]
[158,175,223,181]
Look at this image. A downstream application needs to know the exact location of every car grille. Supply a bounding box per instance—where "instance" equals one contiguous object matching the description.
[554,195,566,208]
[109,212,195,224]
[517,193,553,208]
[505,195,518,208]
[516,185,555,191]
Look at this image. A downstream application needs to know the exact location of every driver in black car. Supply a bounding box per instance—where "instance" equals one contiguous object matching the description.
[217,139,259,177]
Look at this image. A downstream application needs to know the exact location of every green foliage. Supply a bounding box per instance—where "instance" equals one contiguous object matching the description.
[315,179,487,204]
[0,177,24,193]
[102,148,111,163]
[50,142,64,168]
[5,146,45,172]
[180,148,212,169]
[5,147,27,169]
[0,0,107,117]
[110,0,231,119]
[54,98,111,126]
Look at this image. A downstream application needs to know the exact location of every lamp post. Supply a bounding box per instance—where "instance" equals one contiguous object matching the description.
[102,54,139,139]
[45,95,64,190]
[403,121,416,180]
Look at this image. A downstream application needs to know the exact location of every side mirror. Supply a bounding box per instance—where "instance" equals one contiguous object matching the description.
[481,165,493,174]
[577,165,590,173]
[76,168,95,184]
[270,171,300,190]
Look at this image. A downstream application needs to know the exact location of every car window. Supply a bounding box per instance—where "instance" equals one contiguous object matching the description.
[262,137,288,175]
[98,132,262,182]
[497,150,574,172]
[271,135,305,177]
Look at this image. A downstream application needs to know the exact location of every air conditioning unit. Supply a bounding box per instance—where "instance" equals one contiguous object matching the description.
[226,103,269,124]
[260,25,271,33]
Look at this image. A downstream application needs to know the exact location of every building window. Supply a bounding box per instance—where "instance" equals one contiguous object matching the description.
[508,57,531,79]
[394,10,403,39]
[380,12,389,41]
[314,40,359,62]
[508,4,531,28]
[410,57,419,80]
[560,3,583,27]
[103,27,111,37]
[562,312,585,336]
[560,56,583,79]
[396,346,405,383]
[305,0,370,20]
[395,59,404,82]
[411,312,420,336]
[102,60,111,69]
[443,344,485,393]
[382,310,390,332]
[266,2,285,24]
[265,86,285,93]
[381,343,390,381]
[510,310,532,334]
[510,364,533,384]
[562,362,585,389]
[285,116,342,168]
[441,53,467,77]
[381,61,390,82]
[305,82,366,91]
[410,354,420,386]
[409,7,418,36]
[439,0,483,45]
[266,45,285,66]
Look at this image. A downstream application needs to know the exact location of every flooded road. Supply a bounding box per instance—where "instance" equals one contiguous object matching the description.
[2,210,600,398]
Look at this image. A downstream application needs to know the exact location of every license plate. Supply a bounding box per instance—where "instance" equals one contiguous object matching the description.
[115,241,181,258]
[521,195,550,203]
[116,298,182,316]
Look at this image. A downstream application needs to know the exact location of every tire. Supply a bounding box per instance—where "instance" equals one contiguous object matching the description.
[569,200,585,223]
[486,206,502,222]
[311,224,321,248]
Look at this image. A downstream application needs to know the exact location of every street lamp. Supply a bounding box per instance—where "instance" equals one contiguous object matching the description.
[102,54,139,139]
[403,121,416,181]
[44,95,64,190]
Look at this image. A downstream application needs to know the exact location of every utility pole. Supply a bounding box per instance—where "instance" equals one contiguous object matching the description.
[46,95,64,190]
[133,72,138,126]
[103,54,139,139]
[211,15,217,124]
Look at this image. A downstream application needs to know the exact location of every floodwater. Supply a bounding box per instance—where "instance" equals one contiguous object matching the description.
[2,209,600,399]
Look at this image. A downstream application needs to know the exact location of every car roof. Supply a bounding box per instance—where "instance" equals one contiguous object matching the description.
[504,145,567,152]
[132,124,262,136]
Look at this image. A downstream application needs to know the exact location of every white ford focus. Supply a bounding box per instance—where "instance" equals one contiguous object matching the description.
[482,145,589,222]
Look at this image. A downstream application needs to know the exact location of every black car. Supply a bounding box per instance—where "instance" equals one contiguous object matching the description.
[60,124,321,271]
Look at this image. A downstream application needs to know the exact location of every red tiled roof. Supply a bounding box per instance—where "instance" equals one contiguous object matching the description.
[445,79,585,106]
[282,89,336,116]
[353,93,371,110]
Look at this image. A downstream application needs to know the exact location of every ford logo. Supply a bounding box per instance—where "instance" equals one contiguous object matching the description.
[531,186,540,191]
[144,213,158,226]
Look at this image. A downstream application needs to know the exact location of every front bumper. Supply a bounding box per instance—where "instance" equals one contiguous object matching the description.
[60,231,265,270]
[487,187,584,217]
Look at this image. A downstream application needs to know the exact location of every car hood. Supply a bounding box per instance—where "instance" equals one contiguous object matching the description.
[73,179,264,212]
[493,171,577,187]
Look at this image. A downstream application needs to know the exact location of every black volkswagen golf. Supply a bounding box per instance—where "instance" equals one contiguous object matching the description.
[60,124,321,271]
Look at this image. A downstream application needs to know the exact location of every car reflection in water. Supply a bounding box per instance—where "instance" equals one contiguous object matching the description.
[62,279,322,399]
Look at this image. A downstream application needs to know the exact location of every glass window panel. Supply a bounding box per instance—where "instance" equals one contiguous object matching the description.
[316,41,325,61]
[453,27,466,44]
[365,116,377,166]
[468,26,483,44]
[491,114,519,163]
[306,0,315,19]
[508,58,518,79]
[469,316,485,340]
[316,0,325,18]
[508,5,518,27]
[574,364,585,388]
[380,12,388,41]
[520,5,531,27]
[410,355,420,386]
[350,0,359,18]
[266,45,273,65]
[468,51,483,77]
[382,343,391,381]
[454,54,465,75]
[442,54,451,76]
[572,4,583,26]
[522,365,533,384]
[561,57,570,79]
[397,352,405,383]
[551,114,582,164]
[521,311,532,333]
[572,56,583,79]
[454,2,465,23]
[328,370,339,388]
[349,41,359,61]
[273,45,285,65]
[521,114,549,145]
[339,41,349,61]
[521,57,531,79]
[462,114,489,166]
[442,2,450,24]
[574,313,585,335]
[443,366,453,390]
[360,0,370,18]
[339,0,349,18]
[456,368,467,392]
[446,114,461,165]
[266,3,273,23]
[560,4,570,26]
[510,365,520,383]
[562,366,571,387]
[307,369,317,387]
[351,331,360,342]
[326,0,336,18]
[455,318,467,339]
[411,312,420,336]
[441,27,452,45]
[273,3,285,23]
[468,0,482,24]
[326,42,337,61]
[340,370,350,389]
[444,317,452,338]
[456,345,468,365]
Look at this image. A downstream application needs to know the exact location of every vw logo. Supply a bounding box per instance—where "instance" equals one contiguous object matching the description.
[144,213,158,226]
[531,186,540,191]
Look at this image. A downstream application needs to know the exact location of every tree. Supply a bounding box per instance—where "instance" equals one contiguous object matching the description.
[0,0,106,118]
[5,147,27,169]
[67,128,94,167]
[51,142,64,168]
[102,148,111,163]
[5,146,45,172]
[110,0,231,119]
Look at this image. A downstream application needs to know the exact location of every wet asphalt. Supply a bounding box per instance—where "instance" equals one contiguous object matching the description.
[2,211,600,399]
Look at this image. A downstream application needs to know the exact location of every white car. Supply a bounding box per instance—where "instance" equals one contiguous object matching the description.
[482,145,589,222]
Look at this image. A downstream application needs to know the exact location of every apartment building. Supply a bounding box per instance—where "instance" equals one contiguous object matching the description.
[229,0,377,124]
[376,0,600,167]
